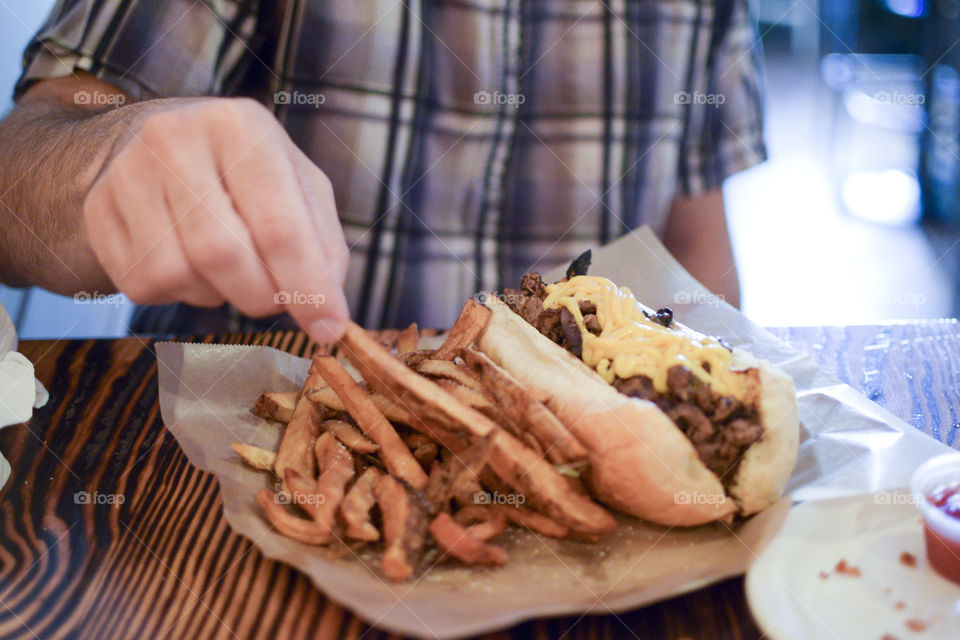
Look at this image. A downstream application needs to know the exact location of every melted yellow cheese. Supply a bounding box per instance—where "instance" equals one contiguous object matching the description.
[542,276,745,398]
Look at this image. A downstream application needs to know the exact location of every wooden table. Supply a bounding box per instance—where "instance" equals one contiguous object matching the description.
[1,322,958,640]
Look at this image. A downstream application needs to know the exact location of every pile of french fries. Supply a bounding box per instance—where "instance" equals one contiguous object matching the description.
[232,300,616,582]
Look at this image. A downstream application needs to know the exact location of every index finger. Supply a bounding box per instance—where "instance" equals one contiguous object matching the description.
[211,107,350,341]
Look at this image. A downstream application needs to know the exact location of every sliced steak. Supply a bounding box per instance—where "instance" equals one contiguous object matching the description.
[725,418,763,446]
[535,307,563,343]
[616,368,762,486]
[668,404,714,443]
[614,375,658,402]
[520,272,546,297]
[712,395,738,422]
[583,313,602,335]
[666,365,693,402]
[559,307,583,358]
[520,295,544,326]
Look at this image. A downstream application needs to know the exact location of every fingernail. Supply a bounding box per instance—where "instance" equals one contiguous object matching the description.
[308,318,346,343]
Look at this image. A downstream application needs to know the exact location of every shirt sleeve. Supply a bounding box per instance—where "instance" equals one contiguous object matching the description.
[14,0,260,101]
[678,0,768,196]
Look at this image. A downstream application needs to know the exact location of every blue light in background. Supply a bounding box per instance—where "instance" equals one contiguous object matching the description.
[885,0,927,18]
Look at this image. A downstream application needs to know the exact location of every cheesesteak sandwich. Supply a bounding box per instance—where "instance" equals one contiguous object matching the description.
[476,253,799,526]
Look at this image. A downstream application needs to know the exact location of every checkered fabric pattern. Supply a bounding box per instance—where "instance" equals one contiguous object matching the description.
[17,0,766,330]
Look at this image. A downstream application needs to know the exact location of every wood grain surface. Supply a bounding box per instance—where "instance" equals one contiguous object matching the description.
[0,322,957,640]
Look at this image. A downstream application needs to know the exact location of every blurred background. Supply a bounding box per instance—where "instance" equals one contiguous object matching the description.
[726,0,958,325]
[0,0,958,336]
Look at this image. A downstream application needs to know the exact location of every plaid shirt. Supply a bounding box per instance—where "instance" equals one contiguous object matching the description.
[17,0,766,331]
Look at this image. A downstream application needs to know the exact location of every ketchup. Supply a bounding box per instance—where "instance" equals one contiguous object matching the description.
[924,480,960,584]
[928,481,960,519]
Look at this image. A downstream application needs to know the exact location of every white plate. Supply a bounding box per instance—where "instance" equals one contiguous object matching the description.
[746,491,960,640]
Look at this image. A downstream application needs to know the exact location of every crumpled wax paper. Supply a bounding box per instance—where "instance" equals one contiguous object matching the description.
[156,226,951,638]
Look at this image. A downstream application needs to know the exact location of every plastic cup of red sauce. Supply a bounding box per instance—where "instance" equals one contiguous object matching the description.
[911,453,960,585]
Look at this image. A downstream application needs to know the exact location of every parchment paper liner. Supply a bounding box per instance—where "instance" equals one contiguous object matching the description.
[157,227,951,638]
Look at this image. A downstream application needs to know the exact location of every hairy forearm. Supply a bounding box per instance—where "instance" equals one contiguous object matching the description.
[0,101,108,291]
[0,90,176,294]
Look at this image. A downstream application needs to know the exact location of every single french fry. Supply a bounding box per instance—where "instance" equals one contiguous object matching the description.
[434,379,498,417]
[433,299,492,360]
[314,432,354,502]
[461,348,588,464]
[402,434,439,466]
[453,506,508,541]
[374,473,429,581]
[252,391,298,423]
[339,323,616,537]
[283,470,334,539]
[399,349,437,369]
[340,467,382,541]
[429,512,507,565]
[274,371,325,489]
[412,442,439,466]
[312,354,428,490]
[403,433,434,449]
[492,504,570,538]
[415,359,483,392]
[396,322,420,355]
[230,442,276,472]
[256,488,332,545]
[323,419,379,454]
[339,325,495,438]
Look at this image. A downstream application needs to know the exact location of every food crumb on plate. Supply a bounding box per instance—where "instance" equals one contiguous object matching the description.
[899,552,917,568]
[835,559,861,577]
[894,601,905,610]
[905,619,927,632]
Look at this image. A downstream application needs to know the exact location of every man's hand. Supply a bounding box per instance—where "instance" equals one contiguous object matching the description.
[6,74,349,342]
[85,96,350,340]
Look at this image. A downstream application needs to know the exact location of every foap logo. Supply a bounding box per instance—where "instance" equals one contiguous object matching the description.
[73,90,126,107]
[474,90,526,108]
[275,490,326,506]
[674,491,724,506]
[872,90,925,106]
[74,291,124,308]
[274,90,326,109]
[673,290,725,307]
[674,91,725,107]
[275,291,326,308]
[74,490,125,506]
[873,492,920,506]
[880,292,925,307]
[473,490,526,506]
[473,290,525,307]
